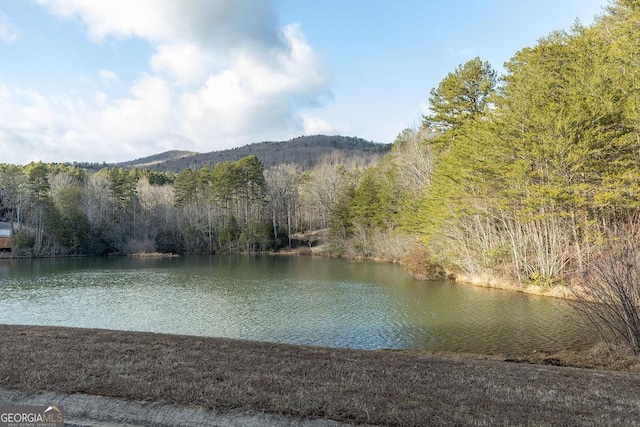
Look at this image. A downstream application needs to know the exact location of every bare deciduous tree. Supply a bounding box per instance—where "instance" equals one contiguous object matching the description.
[573,226,640,355]
[265,164,300,246]
[392,127,434,196]
[299,153,350,230]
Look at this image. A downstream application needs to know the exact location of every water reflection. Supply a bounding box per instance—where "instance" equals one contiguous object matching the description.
[0,255,594,353]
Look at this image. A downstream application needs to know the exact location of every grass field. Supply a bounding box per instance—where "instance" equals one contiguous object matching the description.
[1,324,640,426]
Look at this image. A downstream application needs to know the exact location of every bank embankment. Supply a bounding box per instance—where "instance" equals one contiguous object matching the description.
[453,272,576,299]
[1,325,640,426]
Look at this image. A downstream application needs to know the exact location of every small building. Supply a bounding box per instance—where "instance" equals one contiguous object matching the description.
[0,222,13,250]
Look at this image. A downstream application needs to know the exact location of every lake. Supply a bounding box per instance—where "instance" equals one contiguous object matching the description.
[0,255,594,353]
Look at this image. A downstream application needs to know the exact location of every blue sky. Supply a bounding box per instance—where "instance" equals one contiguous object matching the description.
[0,0,606,164]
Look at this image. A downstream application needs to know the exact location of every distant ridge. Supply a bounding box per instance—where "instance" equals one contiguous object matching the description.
[117,150,198,169]
[113,135,391,173]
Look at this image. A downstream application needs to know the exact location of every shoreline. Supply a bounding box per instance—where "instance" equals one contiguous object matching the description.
[453,272,575,300]
[270,245,577,300]
[288,248,577,300]
[1,324,639,426]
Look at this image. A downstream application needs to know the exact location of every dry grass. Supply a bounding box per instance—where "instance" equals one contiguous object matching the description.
[500,342,640,372]
[454,272,576,300]
[1,325,640,426]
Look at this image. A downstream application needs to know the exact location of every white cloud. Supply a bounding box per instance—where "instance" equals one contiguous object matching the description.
[301,114,335,135]
[0,77,180,163]
[0,86,89,163]
[178,24,329,149]
[98,75,173,142]
[98,70,118,86]
[150,42,214,87]
[0,12,19,45]
[0,0,333,163]
[33,0,282,48]
[94,92,107,107]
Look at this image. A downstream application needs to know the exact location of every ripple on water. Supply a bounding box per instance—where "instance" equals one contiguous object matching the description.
[0,256,595,353]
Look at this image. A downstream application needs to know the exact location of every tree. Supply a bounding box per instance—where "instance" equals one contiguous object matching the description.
[423,57,497,134]
[265,164,300,247]
[104,168,138,222]
[49,168,90,253]
[174,166,215,253]
[137,178,178,253]
[26,162,51,201]
[404,58,503,277]
[81,173,111,254]
[235,155,266,227]
[174,168,200,207]
[493,17,640,282]
[0,165,27,225]
[391,128,434,199]
[573,224,640,354]
[328,182,356,253]
[53,185,90,253]
[403,3,640,286]
[212,161,240,226]
[299,153,350,230]
[349,166,399,230]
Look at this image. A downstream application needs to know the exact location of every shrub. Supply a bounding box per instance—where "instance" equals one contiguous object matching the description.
[403,241,446,280]
[573,233,640,355]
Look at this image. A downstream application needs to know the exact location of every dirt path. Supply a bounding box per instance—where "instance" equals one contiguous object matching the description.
[1,325,639,426]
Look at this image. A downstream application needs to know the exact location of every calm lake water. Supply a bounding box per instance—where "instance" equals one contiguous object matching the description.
[0,255,594,353]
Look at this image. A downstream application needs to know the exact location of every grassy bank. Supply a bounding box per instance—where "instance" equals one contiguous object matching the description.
[1,325,640,426]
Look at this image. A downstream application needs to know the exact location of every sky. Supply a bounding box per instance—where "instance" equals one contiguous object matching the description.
[0,0,608,165]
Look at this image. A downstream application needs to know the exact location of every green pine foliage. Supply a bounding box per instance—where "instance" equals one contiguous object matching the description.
[398,1,640,284]
[424,57,496,133]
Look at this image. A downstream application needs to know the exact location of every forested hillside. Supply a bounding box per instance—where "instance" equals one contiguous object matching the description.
[75,135,390,174]
[150,135,389,172]
[0,150,371,256]
[1,0,639,293]
[116,150,198,169]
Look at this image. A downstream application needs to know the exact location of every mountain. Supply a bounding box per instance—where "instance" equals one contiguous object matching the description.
[116,150,198,169]
[115,135,392,173]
